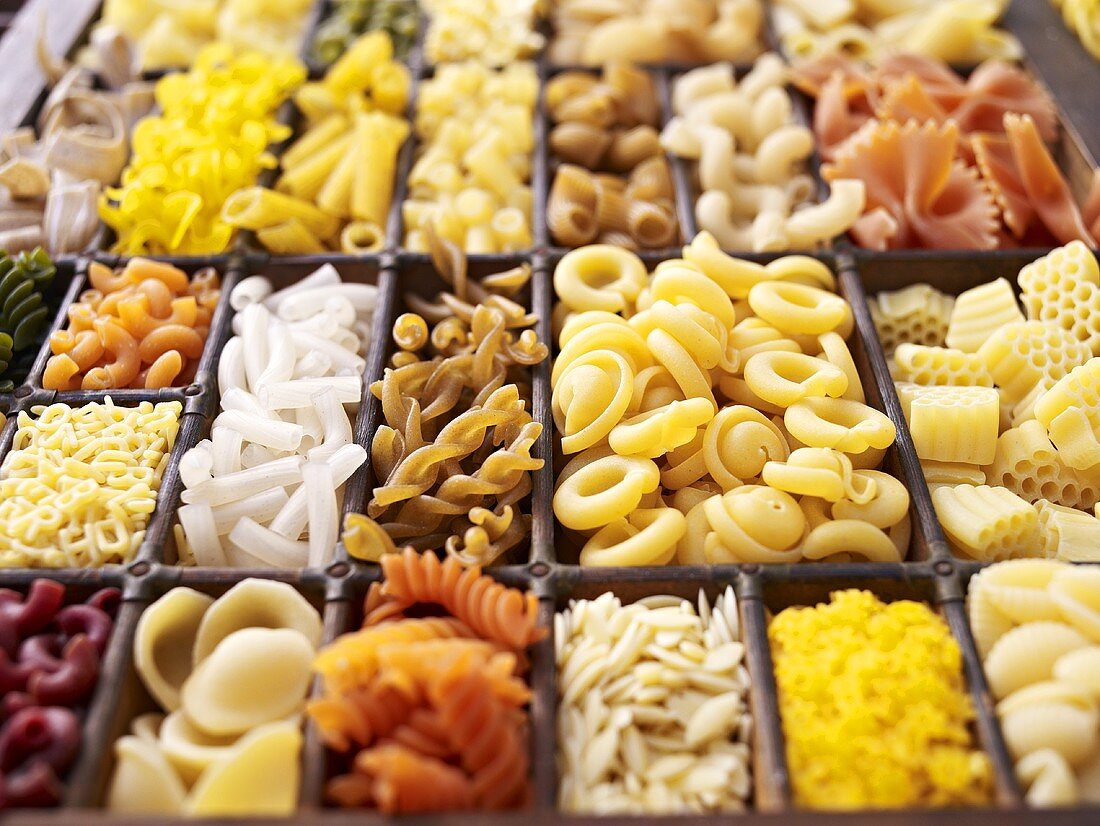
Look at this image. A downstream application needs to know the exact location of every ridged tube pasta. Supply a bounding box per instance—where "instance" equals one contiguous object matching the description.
[744,351,848,408]
[946,278,1025,353]
[554,453,661,531]
[933,484,1042,562]
[896,383,1001,465]
[894,343,995,387]
[702,485,805,564]
[1035,500,1100,562]
[579,507,687,567]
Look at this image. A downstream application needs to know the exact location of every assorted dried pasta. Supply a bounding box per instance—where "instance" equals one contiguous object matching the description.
[794,53,1098,250]
[88,0,313,71]
[879,242,1100,561]
[968,560,1100,806]
[772,0,1021,63]
[557,588,752,814]
[174,265,373,569]
[309,548,543,812]
[312,0,419,65]
[350,235,548,566]
[422,0,543,66]
[223,33,411,255]
[43,259,220,391]
[0,399,181,568]
[109,580,323,816]
[100,45,304,256]
[661,55,864,251]
[548,0,763,65]
[547,64,679,249]
[403,62,537,253]
[0,248,56,392]
[552,234,909,565]
[770,589,994,809]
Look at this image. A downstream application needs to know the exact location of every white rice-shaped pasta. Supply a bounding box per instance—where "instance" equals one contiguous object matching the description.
[984,622,1091,700]
[134,589,214,712]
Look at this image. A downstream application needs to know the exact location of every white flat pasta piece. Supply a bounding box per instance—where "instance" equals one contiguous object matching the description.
[1001,701,1099,766]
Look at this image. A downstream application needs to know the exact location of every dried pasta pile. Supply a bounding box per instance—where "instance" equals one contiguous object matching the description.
[44,259,220,391]
[99,45,304,256]
[661,55,864,252]
[109,580,323,816]
[547,63,679,250]
[403,62,537,253]
[874,242,1100,562]
[969,559,1100,807]
[552,234,909,566]
[0,248,56,392]
[349,236,547,566]
[770,589,993,809]
[175,265,374,569]
[794,54,1098,250]
[312,0,419,65]
[88,0,313,70]
[309,548,544,813]
[422,0,543,65]
[0,399,181,568]
[772,0,1021,63]
[556,589,752,814]
[223,33,411,255]
[548,0,763,65]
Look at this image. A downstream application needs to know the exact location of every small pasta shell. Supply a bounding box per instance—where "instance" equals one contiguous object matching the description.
[1050,565,1100,642]
[983,621,1090,700]
[1001,702,1099,766]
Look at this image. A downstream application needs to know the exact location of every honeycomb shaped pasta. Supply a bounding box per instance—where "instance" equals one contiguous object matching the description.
[1017,241,1100,356]
[985,419,1100,512]
[893,344,994,387]
[946,278,1024,354]
[932,484,1042,562]
[978,321,1092,416]
[1034,358,1100,471]
[869,284,954,356]
[1035,499,1100,562]
[895,383,1000,465]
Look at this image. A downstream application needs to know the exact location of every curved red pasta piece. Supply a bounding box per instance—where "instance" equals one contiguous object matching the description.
[956,61,1057,141]
[814,72,871,162]
[972,132,1035,239]
[825,119,1000,250]
[1005,113,1097,245]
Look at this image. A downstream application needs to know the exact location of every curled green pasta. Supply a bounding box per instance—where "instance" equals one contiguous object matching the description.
[312,0,419,64]
[0,247,57,390]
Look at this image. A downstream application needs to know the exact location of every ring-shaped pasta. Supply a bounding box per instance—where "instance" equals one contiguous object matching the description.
[763,255,837,291]
[553,453,661,531]
[801,520,903,563]
[682,230,772,299]
[609,397,713,459]
[704,405,790,489]
[762,448,876,504]
[817,331,864,403]
[552,317,652,385]
[784,397,896,454]
[552,349,634,454]
[554,244,648,313]
[648,265,737,328]
[832,470,911,529]
[579,507,687,566]
[748,281,849,336]
[729,318,801,366]
[702,485,805,564]
[744,351,848,408]
[627,365,684,415]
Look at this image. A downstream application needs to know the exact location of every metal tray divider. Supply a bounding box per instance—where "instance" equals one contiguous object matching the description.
[529,250,556,569]
[657,68,699,241]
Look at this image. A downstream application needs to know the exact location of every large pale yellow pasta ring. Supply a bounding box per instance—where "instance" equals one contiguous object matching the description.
[554,244,648,313]
[609,397,713,459]
[702,485,805,564]
[744,351,848,409]
[762,448,876,504]
[704,405,790,489]
[552,316,652,385]
[801,520,903,563]
[682,231,771,299]
[748,281,850,336]
[764,255,837,291]
[784,397,896,455]
[579,507,687,566]
[552,349,634,454]
[649,265,738,328]
[553,454,661,531]
[831,470,910,529]
[631,301,729,373]
[728,318,801,365]
[818,331,864,403]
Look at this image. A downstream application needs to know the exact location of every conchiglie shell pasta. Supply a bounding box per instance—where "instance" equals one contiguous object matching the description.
[1016,748,1080,807]
[983,621,1091,700]
[107,736,187,815]
[185,721,302,817]
[1050,566,1100,641]
[135,588,214,712]
[1053,646,1100,700]
[158,710,242,785]
[1001,702,1099,766]
[978,558,1065,625]
[192,579,323,663]
[182,628,314,736]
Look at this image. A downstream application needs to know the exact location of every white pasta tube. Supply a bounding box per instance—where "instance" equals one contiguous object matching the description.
[179,443,214,488]
[270,444,366,540]
[303,461,338,568]
[255,321,297,388]
[210,426,242,477]
[177,504,226,567]
[228,517,310,569]
[229,275,272,311]
[214,411,304,453]
[290,329,365,374]
[181,457,304,506]
[239,303,271,390]
[263,263,341,313]
[275,284,378,321]
[258,376,362,410]
[210,487,290,534]
[217,336,246,396]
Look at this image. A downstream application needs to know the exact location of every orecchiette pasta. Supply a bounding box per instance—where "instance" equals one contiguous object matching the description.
[552,232,909,565]
[557,589,752,813]
[968,560,1100,806]
[662,55,864,252]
